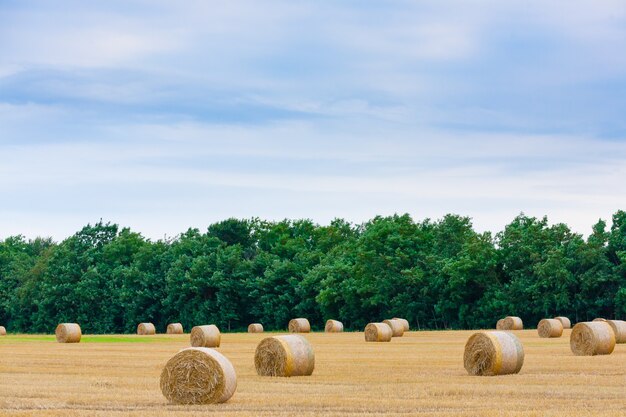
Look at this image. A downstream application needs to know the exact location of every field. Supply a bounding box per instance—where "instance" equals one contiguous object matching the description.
[1,330,625,416]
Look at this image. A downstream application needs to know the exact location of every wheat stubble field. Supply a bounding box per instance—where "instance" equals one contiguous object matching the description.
[1,330,624,416]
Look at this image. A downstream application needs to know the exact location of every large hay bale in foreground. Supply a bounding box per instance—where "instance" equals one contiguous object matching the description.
[464,331,524,376]
[392,317,410,332]
[537,318,563,338]
[166,323,184,334]
[554,316,571,329]
[160,347,236,404]
[382,319,404,337]
[55,323,82,343]
[137,322,156,335]
[607,320,626,344]
[288,318,310,333]
[0,326,6,336]
[254,335,315,377]
[496,319,505,330]
[570,322,615,356]
[190,325,221,348]
[324,319,343,333]
[501,316,523,330]
[364,323,392,342]
[248,323,264,333]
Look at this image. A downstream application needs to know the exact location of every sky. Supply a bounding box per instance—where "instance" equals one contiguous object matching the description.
[1,0,626,241]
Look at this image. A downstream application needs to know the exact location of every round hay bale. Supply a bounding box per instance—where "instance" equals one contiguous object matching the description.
[392,317,410,332]
[496,319,505,330]
[248,323,264,333]
[382,319,404,337]
[537,318,563,338]
[137,322,156,335]
[166,323,184,334]
[593,318,606,322]
[0,326,6,336]
[254,334,315,377]
[160,347,236,404]
[501,316,523,330]
[190,325,221,348]
[364,322,392,342]
[570,321,615,356]
[607,320,626,344]
[324,319,343,333]
[55,323,82,343]
[554,316,571,329]
[463,331,524,376]
[288,318,310,333]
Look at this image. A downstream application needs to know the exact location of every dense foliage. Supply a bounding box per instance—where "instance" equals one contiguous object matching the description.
[1,212,625,333]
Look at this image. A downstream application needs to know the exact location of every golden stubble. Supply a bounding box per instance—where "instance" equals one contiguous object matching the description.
[0,330,625,416]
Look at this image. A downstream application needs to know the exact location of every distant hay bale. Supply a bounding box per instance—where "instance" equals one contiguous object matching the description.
[254,335,315,377]
[248,323,264,333]
[537,319,563,338]
[570,322,615,356]
[160,347,236,404]
[554,316,571,329]
[464,331,524,376]
[392,317,410,332]
[324,319,343,333]
[382,319,404,337]
[607,320,626,344]
[190,325,221,348]
[166,323,184,334]
[0,326,6,336]
[137,322,156,335]
[501,316,523,330]
[364,322,392,342]
[288,318,310,333]
[55,323,82,343]
[593,318,606,322]
[496,319,505,330]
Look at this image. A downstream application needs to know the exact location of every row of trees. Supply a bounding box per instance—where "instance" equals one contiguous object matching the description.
[1,212,625,333]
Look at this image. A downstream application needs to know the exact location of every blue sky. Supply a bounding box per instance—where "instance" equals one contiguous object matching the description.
[1,0,626,240]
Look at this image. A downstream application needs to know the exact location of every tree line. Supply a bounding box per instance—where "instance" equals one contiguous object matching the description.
[1,212,625,334]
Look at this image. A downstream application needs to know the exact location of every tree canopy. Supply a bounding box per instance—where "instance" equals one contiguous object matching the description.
[1,213,624,333]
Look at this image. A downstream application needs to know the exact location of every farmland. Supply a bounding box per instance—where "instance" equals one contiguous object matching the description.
[1,330,624,416]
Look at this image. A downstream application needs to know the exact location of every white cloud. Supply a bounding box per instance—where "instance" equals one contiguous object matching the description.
[1,119,625,239]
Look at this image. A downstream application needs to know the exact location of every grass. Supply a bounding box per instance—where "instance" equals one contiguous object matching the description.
[0,335,176,344]
[0,329,624,416]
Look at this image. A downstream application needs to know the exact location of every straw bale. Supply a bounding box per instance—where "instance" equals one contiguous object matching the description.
[607,320,626,344]
[464,331,524,376]
[137,322,156,335]
[0,326,5,336]
[554,316,571,329]
[166,323,184,334]
[392,318,410,332]
[248,323,264,333]
[501,316,523,330]
[288,318,310,333]
[324,319,343,333]
[55,323,82,343]
[364,323,392,342]
[254,335,315,377]
[382,319,404,337]
[190,325,221,348]
[537,318,563,338]
[160,347,236,404]
[570,321,615,355]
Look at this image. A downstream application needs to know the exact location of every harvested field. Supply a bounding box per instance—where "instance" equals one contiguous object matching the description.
[0,330,624,416]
